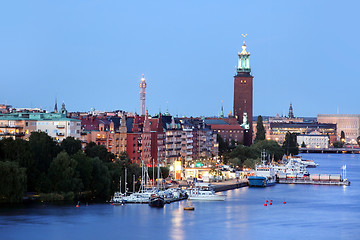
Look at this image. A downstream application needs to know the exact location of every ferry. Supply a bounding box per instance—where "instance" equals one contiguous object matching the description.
[248,165,276,187]
[248,151,276,187]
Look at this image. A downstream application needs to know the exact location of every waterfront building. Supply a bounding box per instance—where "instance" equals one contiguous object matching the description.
[164,116,183,165]
[233,40,253,146]
[317,114,360,145]
[0,111,81,141]
[297,131,329,149]
[119,113,128,153]
[205,118,244,145]
[149,114,166,166]
[141,111,152,165]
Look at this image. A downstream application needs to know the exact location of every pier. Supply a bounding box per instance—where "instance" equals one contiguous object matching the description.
[278,178,350,186]
[208,179,249,192]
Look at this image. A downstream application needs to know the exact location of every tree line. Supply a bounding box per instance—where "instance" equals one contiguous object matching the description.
[0,132,168,203]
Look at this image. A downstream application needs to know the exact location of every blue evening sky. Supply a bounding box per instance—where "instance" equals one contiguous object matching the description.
[1,1,359,117]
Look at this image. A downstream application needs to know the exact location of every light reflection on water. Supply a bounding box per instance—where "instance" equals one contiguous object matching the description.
[0,154,360,240]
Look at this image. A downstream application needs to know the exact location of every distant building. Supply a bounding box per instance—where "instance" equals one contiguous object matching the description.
[317,114,360,145]
[0,111,81,141]
[297,131,329,149]
[205,118,244,145]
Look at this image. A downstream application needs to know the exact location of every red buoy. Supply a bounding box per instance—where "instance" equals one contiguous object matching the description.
[264,203,267,206]
[76,205,79,208]
[269,202,272,205]
[270,200,273,202]
[265,200,268,202]
[283,201,286,204]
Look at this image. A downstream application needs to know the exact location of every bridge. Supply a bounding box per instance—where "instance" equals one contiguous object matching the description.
[299,147,360,154]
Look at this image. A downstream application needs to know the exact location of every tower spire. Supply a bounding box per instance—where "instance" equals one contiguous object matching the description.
[139,74,147,116]
[54,97,58,113]
[288,103,294,118]
[237,34,251,74]
[220,100,224,118]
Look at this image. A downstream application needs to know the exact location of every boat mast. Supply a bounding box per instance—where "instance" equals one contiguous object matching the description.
[133,174,135,193]
[125,168,127,195]
[153,159,155,190]
[157,162,160,191]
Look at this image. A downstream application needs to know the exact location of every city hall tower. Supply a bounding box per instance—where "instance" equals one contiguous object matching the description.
[233,40,253,146]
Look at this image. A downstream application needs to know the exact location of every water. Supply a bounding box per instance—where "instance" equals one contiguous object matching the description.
[1,153,360,240]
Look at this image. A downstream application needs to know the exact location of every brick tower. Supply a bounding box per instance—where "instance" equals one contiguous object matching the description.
[233,40,253,146]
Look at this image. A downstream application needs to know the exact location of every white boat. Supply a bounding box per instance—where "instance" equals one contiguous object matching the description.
[187,187,226,201]
[248,151,276,187]
[300,159,319,168]
[274,156,310,176]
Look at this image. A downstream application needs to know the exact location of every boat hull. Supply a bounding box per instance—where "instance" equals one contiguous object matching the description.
[248,176,275,187]
[188,195,226,201]
[149,197,165,208]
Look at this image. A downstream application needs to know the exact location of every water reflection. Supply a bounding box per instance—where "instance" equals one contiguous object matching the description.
[169,204,185,240]
[1,154,360,240]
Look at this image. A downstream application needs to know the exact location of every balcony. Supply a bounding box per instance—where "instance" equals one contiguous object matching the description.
[96,137,106,141]
[56,132,65,136]
[56,125,65,129]
[1,125,22,128]
[0,132,25,136]
[187,140,193,144]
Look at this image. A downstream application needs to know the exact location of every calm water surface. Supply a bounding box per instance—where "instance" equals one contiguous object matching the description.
[1,153,359,240]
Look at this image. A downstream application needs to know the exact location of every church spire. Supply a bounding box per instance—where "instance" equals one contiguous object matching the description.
[54,97,58,113]
[220,100,224,118]
[288,103,294,118]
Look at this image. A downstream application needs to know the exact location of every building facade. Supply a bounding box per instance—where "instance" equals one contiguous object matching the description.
[233,41,253,146]
[317,114,360,145]
[0,112,81,141]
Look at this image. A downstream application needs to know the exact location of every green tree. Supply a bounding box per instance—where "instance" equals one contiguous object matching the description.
[282,132,299,156]
[85,142,115,163]
[29,132,61,192]
[217,134,229,155]
[228,144,258,167]
[0,161,27,203]
[301,141,306,148]
[48,151,82,193]
[72,151,93,191]
[333,141,344,148]
[61,137,82,156]
[254,115,266,142]
[90,157,111,200]
[242,158,261,169]
[250,140,284,161]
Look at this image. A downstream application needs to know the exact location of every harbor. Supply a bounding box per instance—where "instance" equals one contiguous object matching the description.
[112,153,351,207]
[1,153,359,240]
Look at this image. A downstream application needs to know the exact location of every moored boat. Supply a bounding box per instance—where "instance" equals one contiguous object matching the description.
[248,151,276,187]
[149,194,165,208]
[187,187,226,201]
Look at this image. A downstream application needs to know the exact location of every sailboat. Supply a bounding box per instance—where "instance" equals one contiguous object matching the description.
[149,163,165,208]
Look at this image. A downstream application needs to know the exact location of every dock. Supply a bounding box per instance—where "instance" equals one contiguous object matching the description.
[278,179,350,186]
[209,179,249,192]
